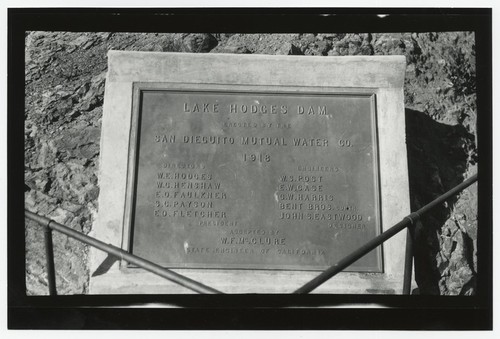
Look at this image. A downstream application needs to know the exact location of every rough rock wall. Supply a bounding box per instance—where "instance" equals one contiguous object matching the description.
[24,32,477,295]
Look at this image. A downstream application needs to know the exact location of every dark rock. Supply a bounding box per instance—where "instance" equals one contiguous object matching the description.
[78,143,100,159]
[54,126,100,155]
[35,140,57,169]
[25,190,58,215]
[181,34,218,53]
[50,162,100,205]
[301,33,316,44]
[278,42,303,56]
[47,206,75,225]
[61,200,84,213]
[315,40,332,55]
[75,83,90,97]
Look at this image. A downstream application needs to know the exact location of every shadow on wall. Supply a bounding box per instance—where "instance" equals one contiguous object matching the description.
[405,108,476,295]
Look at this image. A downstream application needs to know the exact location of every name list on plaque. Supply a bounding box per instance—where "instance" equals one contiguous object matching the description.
[127,87,382,271]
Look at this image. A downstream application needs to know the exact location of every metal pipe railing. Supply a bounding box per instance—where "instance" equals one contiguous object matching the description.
[25,210,223,294]
[26,173,477,295]
[294,173,478,294]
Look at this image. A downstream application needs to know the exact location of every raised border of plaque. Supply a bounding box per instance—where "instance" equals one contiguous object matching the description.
[124,83,383,272]
[90,51,411,294]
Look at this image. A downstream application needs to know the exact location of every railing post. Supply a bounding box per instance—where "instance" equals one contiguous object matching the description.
[402,225,414,295]
[43,221,57,296]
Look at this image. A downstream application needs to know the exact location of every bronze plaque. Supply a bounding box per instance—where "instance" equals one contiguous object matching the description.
[125,84,382,272]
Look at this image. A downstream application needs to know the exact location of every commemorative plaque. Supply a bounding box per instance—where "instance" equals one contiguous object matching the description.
[91,51,410,294]
[124,84,382,271]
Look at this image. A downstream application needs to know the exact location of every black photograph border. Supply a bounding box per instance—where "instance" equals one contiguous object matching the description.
[8,7,493,330]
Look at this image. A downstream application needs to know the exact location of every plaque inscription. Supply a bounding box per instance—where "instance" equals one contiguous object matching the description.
[125,84,382,271]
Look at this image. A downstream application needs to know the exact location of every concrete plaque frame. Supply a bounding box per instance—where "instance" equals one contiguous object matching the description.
[90,51,410,294]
